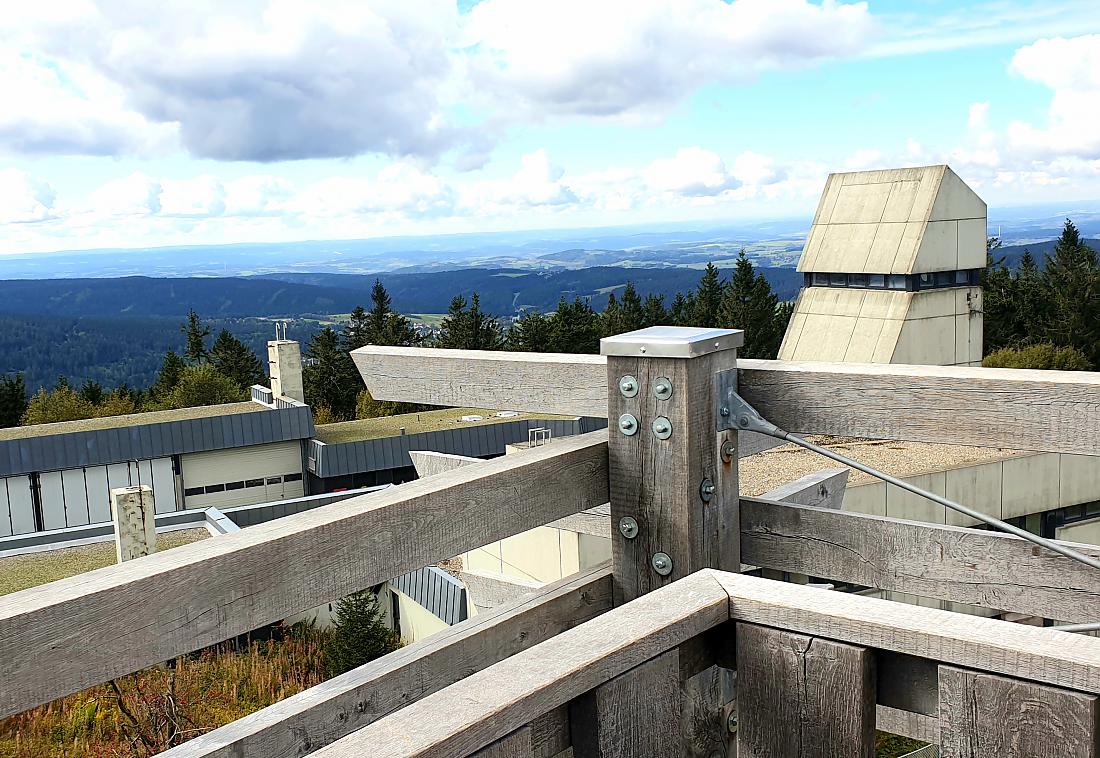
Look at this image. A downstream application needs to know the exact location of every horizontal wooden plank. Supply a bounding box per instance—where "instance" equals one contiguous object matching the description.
[354,346,1100,454]
[712,569,1100,695]
[876,705,938,744]
[740,497,1100,623]
[310,571,730,758]
[409,450,482,478]
[166,564,613,758]
[352,346,607,418]
[0,430,609,718]
[737,359,1100,455]
[759,469,848,509]
[459,569,542,610]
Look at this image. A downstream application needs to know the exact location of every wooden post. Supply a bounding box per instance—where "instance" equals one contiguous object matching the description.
[939,665,1099,757]
[587,326,742,757]
[601,326,743,603]
[736,622,876,758]
[110,484,156,563]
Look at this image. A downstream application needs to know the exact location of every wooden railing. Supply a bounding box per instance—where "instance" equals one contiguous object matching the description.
[2,327,1100,757]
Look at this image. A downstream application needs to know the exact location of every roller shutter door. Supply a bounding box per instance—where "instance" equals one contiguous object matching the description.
[181,441,304,509]
[38,459,179,531]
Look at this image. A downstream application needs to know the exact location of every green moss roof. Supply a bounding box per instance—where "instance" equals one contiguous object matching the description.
[314,408,575,444]
[0,402,265,442]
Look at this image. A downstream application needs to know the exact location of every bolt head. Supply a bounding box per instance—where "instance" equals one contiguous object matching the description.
[651,416,673,440]
[720,406,730,417]
[651,551,673,576]
[618,516,639,539]
[738,415,750,428]
[653,377,673,400]
[727,711,738,733]
[618,413,639,436]
[618,375,639,398]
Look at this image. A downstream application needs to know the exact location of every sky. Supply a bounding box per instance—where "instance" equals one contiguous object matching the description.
[1,0,1100,254]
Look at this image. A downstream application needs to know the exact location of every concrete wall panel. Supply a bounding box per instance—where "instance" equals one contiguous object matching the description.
[1001,453,1060,519]
[886,471,946,523]
[1060,455,1100,507]
[945,460,1003,527]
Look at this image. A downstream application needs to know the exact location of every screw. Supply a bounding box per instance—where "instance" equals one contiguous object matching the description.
[727,711,738,733]
[619,375,638,398]
[618,413,638,436]
[720,406,730,417]
[700,478,715,502]
[651,552,673,576]
[618,517,639,539]
[653,377,673,400]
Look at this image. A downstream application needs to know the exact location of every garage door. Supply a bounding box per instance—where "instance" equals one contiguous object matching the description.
[40,459,178,532]
[181,441,304,509]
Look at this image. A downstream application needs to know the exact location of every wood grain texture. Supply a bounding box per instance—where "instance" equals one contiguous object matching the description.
[353,346,1100,454]
[409,450,482,478]
[459,569,542,610]
[570,649,682,758]
[165,565,612,758]
[0,431,609,718]
[737,359,1100,455]
[352,346,607,418]
[739,498,1100,622]
[759,469,848,510]
[736,622,876,758]
[472,727,534,758]
[711,569,1100,695]
[876,705,938,744]
[607,350,739,604]
[939,665,1099,758]
[308,571,729,758]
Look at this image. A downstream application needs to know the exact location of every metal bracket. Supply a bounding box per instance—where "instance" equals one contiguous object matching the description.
[714,368,783,437]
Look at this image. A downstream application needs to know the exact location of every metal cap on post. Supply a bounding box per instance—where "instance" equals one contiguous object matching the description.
[601,326,743,607]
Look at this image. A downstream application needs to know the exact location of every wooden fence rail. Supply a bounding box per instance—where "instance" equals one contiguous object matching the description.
[352,346,1100,454]
[0,431,609,717]
[305,569,1100,758]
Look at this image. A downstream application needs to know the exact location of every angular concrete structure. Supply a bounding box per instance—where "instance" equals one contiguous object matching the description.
[779,165,986,366]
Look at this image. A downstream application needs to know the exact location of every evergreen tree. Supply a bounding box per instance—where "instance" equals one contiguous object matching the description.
[981,239,1018,353]
[149,351,186,404]
[508,310,553,351]
[210,330,265,390]
[325,590,402,677]
[0,374,27,429]
[1041,219,1100,365]
[344,305,371,352]
[718,251,784,359]
[618,283,645,332]
[1015,249,1046,339]
[438,294,503,350]
[180,310,211,363]
[599,293,627,338]
[355,280,419,348]
[640,293,668,328]
[303,327,359,420]
[153,364,247,410]
[983,343,1092,371]
[669,292,694,326]
[79,379,105,406]
[690,263,724,327]
[548,297,600,353]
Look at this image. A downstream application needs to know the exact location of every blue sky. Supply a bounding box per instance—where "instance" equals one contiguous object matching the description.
[1,0,1099,253]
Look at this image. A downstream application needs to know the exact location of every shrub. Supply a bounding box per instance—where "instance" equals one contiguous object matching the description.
[325,591,402,677]
[982,343,1092,371]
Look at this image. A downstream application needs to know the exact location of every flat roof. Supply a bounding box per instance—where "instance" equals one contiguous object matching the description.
[740,436,1027,496]
[314,408,575,444]
[0,402,266,442]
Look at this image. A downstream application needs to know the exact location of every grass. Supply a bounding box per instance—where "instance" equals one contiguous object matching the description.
[407,313,447,326]
[0,625,331,758]
[314,407,574,443]
[876,732,927,756]
[0,403,261,441]
[0,530,208,596]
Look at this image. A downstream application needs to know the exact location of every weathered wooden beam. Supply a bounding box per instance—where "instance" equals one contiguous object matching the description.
[876,705,938,744]
[739,497,1100,623]
[471,727,534,758]
[308,571,729,758]
[570,649,682,758]
[409,450,482,478]
[353,346,1100,454]
[759,468,848,509]
[0,431,609,718]
[458,569,542,610]
[736,622,876,757]
[712,569,1100,695]
[165,564,611,758]
[939,665,1099,757]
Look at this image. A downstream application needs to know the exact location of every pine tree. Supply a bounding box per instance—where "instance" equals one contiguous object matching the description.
[210,330,265,389]
[344,305,371,351]
[152,364,247,410]
[508,310,553,351]
[149,351,186,404]
[690,263,724,327]
[181,310,210,363]
[303,327,359,420]
[438,296,470,349]
[640,293,668,328]
[548,297,600,353]
[1041,219,1100,365]
[359,280,418,348]
[618,283,645,333]
[325,590,401,677]
[981,240,1018,353]
[438,294,503,350]
[718,251,784,358]
[0,374,27,428]
[669,292,694,326]
[79,379,105,406]
[599,293,627,338]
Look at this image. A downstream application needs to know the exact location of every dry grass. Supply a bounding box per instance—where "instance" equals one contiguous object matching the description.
[0,625,330,758]
[0,530,208,596]
[0,403,262,441]
[314,407,574,443]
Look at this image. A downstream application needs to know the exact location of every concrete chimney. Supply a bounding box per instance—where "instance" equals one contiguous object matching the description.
[268,339,305,402]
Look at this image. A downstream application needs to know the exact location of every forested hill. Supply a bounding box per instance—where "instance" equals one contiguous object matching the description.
[0,265,803,319]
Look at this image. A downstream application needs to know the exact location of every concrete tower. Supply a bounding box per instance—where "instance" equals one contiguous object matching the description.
[268,339,305,402]
[778,165,986,366]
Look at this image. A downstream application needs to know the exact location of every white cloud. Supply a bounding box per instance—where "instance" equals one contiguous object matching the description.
[1007,35,1100,160]
[0,170,57,224]
[463,0,873,118]
[644,148,740,197]
[86,173,162,217]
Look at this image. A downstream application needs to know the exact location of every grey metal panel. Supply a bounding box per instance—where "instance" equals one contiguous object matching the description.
[0,480,10,537]
[6,476,35,535]
[62,468,90,526]
[39,471,66,531]
[85,466,111,523]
